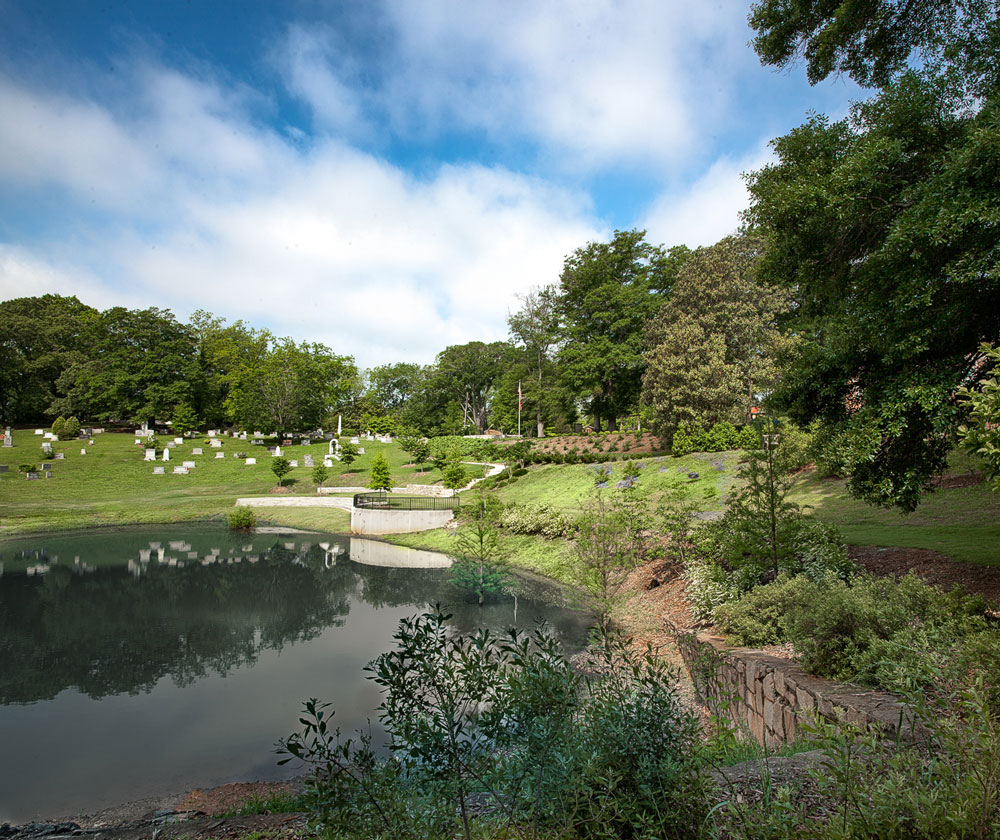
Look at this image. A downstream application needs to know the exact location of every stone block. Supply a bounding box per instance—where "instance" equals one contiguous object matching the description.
[762,671,776,701]
[783,706,797,739]
[796,687,815,711]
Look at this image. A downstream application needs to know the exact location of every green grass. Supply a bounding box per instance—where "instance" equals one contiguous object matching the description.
[492,452,739,515]
[0,430,453,536]
[789,450,1000,566]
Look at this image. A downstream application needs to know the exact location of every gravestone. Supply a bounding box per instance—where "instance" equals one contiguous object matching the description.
[182,461,196,469]
[80,449,86,455]
[239,432,247,440]
[210,439,222,448]
[34,429,44,435]
[26,471,39,480]
[43,432,56,440]
[282,439,292,446]
[0,465,8,473]
[274,446,283,457]
[153,466,165,474]
[173,466,189,474]
[41,441,52,454]
[192,448,203,455]
[290,460,298,468]
[162,448,170,461]
[357,447,365,455]
[174,437,183,445]
[144,449,156,461]
[245,457,257,465]
[350,437,360,445]
[323,457,334,467]
[41,463,52,471]
[208,430,217,437]
[215,452,225,459]
[54,452,65,460]
[303,455,314,467]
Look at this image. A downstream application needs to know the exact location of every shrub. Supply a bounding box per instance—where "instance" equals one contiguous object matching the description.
[19,463,38,473]
[278,612,709,840]
[51,417,65,438]
[497,503,573,538]
[271,457,292,486]
[226,507,257,531]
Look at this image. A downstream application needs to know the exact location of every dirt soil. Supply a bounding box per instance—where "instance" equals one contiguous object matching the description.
[848,545,1000,604]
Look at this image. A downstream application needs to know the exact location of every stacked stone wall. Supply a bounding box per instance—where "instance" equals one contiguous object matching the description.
[680,632,917,747]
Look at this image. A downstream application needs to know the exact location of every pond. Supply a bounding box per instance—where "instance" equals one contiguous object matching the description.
[0,525,592,823]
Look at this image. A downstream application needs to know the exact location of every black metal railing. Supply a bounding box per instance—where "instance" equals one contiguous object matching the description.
[353,492,460,511]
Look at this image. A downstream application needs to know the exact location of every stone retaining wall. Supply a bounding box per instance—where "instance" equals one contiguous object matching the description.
[680,632,916,747]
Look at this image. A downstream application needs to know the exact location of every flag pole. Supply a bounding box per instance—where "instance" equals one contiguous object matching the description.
[517,380,522,437]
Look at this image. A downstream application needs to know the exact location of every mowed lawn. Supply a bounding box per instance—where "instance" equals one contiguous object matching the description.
[789,451,1000,566]
[0,430,469,535]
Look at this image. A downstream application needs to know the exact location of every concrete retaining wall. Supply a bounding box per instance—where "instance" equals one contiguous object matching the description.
[680,632,915,747]
[350,505,455,535]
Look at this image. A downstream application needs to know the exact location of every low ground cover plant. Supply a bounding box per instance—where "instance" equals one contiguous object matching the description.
[278,610,709,840]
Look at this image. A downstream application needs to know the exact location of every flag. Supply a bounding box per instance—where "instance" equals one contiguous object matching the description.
[518,381,522,411]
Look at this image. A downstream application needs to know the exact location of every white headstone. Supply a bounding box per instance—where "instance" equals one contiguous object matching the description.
[54,452,65,460]
[144,449,156,461]
[41,441,52,453]
[274,446,282,456]
[290,460,298,468]
[162,448,170,461]
[182,461,196,469]
[153,466,165,474]
[80,448,86,455]
[44,432,56,440]
[173,466,189,474]
[350,437,359,445]
[208,430,217,437]
[174,437,183,445]
[323,457,334,467]
[35,429,44,435]
[210,439,222,448]
[358,447,365,455]
[192,448,203,455]
[215,452,225,459]
[245,457,256,465]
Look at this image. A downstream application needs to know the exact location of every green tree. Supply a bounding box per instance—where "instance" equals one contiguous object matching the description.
[339,441,359,470]
[958,342,1000,487]
[311,464,329,488]
[749,0,1000,94]
[0,295,97,426]
[507,285,560,437]
[557,231,688,431]
[443,460,467,491]
[271,457,292,486]
[422,342,509,434]
[643,235,791,437]
[451,491,508,606]
[744,22,1000,508]
[170,402,199,437]
[367,452,392,492]
[53,306,201,424]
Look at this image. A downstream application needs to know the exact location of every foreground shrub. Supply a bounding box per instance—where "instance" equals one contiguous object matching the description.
[278,610,709,840]
[226,507,257,531]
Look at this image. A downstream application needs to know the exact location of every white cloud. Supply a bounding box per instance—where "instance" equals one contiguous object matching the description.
[641,144,774,249]
[0,70,598,367]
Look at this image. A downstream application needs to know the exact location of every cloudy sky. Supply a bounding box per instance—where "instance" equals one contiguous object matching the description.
[0,0,861,368]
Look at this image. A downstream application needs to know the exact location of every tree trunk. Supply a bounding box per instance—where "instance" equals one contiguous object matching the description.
[608,416,618,432]
[593,411,601,433]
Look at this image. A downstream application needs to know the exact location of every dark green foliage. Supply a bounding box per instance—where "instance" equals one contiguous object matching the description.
[170,402,199,437]
[278,610,708,840]
[671,420,760,455]
[339,442,359,468]
[226,507,257,531]
[58,416,80,441]
[441,460,467,491]
[715,571,998,700]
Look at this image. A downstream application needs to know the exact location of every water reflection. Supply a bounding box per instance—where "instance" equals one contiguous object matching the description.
[0,526,591,821]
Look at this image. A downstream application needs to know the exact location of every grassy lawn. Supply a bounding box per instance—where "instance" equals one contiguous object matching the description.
[0,430,453,536]
[789,451,1000,566]
[492,452,739,515]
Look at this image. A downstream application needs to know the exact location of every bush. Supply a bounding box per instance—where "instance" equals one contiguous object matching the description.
[226,507,257,531]
[59,416,81,440]
[18,463,38,473]
[51,417,65,438]
[497,503,573,538]
[278,611,709,840]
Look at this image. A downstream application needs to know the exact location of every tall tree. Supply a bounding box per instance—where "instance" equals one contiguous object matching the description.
[557,231,686,431]
[0,295,97,425]
[225,337,356,436]
[53,307,201,424]
[424,341,509,434]
[643,235,791,436]
[508,285,560,437]
[745,4,1000,510]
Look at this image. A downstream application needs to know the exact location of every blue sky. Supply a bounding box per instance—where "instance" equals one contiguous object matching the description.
[0,0,862,368]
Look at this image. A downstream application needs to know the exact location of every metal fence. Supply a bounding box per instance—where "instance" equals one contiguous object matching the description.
[352,492,460,511]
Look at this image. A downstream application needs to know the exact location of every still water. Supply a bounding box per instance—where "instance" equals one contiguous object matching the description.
[0,525,591,823]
